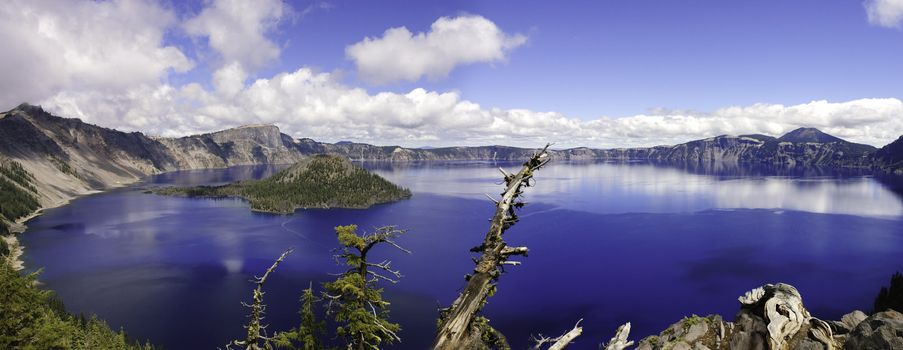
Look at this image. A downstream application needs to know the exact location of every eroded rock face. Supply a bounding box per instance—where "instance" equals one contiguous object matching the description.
[844,310,903,350]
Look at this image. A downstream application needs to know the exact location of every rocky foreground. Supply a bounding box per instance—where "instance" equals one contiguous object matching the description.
[628,283,902,350]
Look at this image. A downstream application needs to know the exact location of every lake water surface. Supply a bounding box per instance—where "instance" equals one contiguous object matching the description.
[20,161,903,349]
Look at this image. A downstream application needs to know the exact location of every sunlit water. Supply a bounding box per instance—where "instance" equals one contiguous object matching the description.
[20,161,903,349]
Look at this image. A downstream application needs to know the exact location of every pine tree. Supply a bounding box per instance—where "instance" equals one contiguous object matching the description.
[874,271,903,313]
[274,284,325,350]
[323,225,410,350]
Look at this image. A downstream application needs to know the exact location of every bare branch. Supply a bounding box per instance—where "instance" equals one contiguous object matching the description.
[602,323,634,350]
[367,301,402,343]
[500,246,529,257]
[531,334,553,350]
[383,239,412,255]
[367,270,400,284]
[547,319,583,350]
[227,248,294,350]
[531,319,584,350]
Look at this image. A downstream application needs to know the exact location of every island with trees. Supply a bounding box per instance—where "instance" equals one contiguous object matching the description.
[151,154,412,214]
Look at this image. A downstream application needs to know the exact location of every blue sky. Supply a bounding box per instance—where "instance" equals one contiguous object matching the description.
[253,0,903,118]
[2,0,903,147]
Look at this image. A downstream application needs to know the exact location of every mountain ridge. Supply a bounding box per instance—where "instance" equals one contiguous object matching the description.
[1,103,901,218]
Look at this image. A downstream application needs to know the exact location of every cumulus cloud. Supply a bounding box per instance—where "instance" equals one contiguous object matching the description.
[6,2,903,149]
[346,15,527,84]
[0,0,192,108]
[41,66,903,149]
[865,0,903,28]
[184,0,287,71]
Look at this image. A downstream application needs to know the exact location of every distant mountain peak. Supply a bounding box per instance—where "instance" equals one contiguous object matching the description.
[13,102,41,111]
[778,127,844,143]
[8,103,48,117]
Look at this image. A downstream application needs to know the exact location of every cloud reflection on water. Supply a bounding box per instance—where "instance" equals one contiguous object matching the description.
[367,161,903,218]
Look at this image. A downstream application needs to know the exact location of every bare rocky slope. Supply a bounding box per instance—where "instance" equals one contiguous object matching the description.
[0,103,305,212]
[1,103,901,218]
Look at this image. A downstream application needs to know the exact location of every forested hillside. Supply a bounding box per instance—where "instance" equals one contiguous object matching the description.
[0,263,154,349]
[0,159,152,348]
[0,158,42,259]
[153,154,411,213]
[0,159,40,234]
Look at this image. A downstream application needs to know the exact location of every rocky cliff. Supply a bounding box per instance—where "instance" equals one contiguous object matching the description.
[0,104,304,210]
[0,104,899,215]
[874,136,903,174]
[297,130,878,167]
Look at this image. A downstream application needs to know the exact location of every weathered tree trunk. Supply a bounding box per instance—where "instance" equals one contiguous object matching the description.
[433,145,551,350]
[227,248,293,350]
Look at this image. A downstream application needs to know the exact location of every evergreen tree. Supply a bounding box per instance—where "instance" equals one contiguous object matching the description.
[874,271,903,313]
[323,225,409,350]
[274,284,325,350]
[151,155,411,214]
[0,263,153,349]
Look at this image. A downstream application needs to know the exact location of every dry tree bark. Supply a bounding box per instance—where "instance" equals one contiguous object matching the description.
[226,248,294,350]
[531,319,583,350]
[433,145,552,350]
[602,323,634,350]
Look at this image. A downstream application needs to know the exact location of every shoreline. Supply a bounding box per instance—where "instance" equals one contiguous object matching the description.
[150,187,412,215]
[3,209,46,271]
[3,187,109,271]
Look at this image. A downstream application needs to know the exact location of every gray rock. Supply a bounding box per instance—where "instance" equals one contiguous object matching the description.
[685,322,709,342]
[671,341,691,350]
[831,321,854,335]
[795,338,828,350]
[841,311,868,331]
[732,311,768,350]
[844,310,903,350]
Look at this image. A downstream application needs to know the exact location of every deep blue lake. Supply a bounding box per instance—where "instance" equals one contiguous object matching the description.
[20,161,903,349]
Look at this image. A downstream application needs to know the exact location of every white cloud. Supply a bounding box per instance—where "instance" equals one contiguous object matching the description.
[184,0,287,71]
[346,15,527,84]
[41,65,903,149]
[0,0,192,108]
[865,0,903,28]
[6,3,903,150]
[212,62,248,97]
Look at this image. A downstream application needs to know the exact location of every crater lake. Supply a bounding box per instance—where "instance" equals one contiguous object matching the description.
[19,161,903,349]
